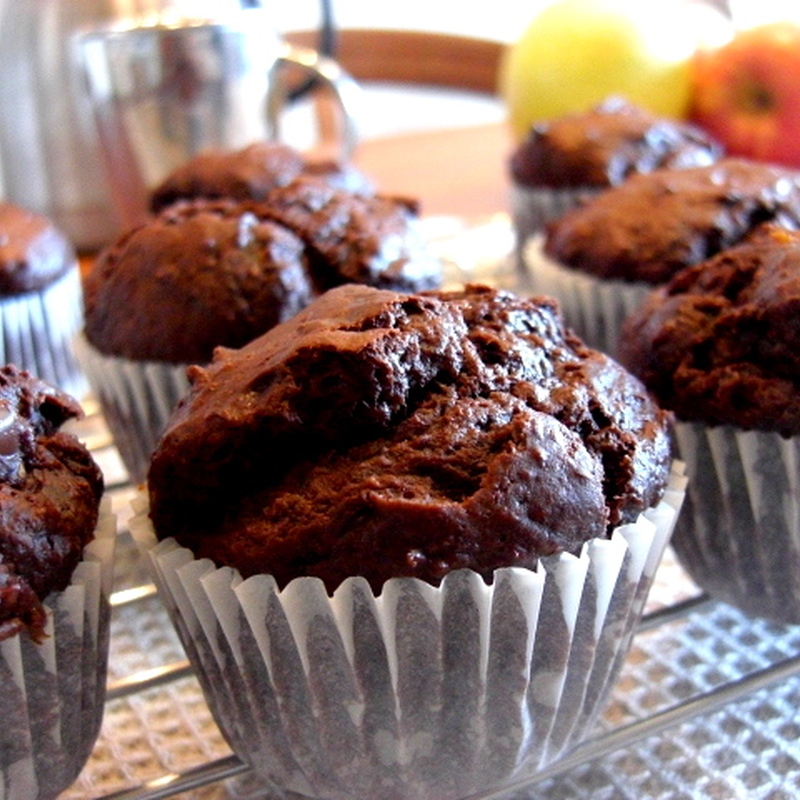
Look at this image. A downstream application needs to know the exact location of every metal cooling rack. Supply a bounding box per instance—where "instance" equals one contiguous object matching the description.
[62,217,800,799]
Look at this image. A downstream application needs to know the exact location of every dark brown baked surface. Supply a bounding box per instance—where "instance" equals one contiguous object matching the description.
[148,283,673,593]
[149,141,374,212]
[544,158,800,285]
[0,202,76,295]
[83,198,313,364]
[84,182,441,364]
[251,175,439,291]
[0,365,103,642]
[510,97,722,189]
[618,223,800,436]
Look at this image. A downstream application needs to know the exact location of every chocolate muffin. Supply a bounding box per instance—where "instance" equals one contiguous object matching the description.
[150,140,374,213]
[83,198,313,365]
[133,283,685,800]
[0,366,103,641]
[525,157,800,354]
[0,203,87,398]
[618,222,800,623]
[148,283,673,590]
[0,364,115,800]
[510,96,723,245]
[78,179,442,483]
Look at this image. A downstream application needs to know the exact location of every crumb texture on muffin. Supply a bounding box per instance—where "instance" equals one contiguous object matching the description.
[0,365,104,642]
[618,222,800,436]
[148,284,672,592]
[544,158,800,285]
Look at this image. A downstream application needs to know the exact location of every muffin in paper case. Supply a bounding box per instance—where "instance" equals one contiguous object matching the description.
[520,236,651,357]
[0,499,116,800]
[130,465,685,800]
[672,423,800,625]
[0,266,88,401]
[73,333,189,485]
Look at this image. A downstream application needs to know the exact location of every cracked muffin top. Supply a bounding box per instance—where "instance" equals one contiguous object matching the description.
[148,283,673,593]
[618,222,800,436]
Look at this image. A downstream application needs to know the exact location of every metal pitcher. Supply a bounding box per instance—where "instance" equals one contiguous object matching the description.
[0,0,354,251]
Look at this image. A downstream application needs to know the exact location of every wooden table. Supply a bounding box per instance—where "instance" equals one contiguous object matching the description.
[354,121,513,222]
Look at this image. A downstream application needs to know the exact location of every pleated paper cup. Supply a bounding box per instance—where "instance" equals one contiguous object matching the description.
[511,186,601,258]
[521,236,652,357]
[0,265,88,400]
[672,422,800,625]
[0,498,116,800]
[73,333,190,485]
[130,464,685,800]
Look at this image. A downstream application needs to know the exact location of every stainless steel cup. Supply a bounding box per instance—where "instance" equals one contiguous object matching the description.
[78,8,361,232]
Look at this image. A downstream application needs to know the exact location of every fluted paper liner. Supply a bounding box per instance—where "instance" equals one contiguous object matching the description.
[0,266,88,400]
[511,186,601,258]
[0,499,116,800]
[673,422,800,624]
[521,235,652,357]
[73,333,190,484]
[130,466,685,800]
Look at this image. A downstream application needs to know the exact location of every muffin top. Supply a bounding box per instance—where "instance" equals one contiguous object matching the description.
[150,141,374,213]
[544,158,800,285]
[618,223,800,436]
[510,97,722,190]
[0,365,104,642]
[148,283,673,593]
[0,202,76,295]
[84,180,442,364]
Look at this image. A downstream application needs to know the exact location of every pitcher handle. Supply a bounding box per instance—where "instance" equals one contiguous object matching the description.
[268,42,362,163]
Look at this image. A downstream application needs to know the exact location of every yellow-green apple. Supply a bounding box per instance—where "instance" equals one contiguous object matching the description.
[690,21,800,167]
[499,0,730,140]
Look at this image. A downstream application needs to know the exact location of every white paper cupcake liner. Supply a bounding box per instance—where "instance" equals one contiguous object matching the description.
[73,334,190,484]
[521,236,653,357]
[511,186,601,257]
[672,421,800,624]
[0,498,116,800]
[0,266,88,400]
[130,464,685,800]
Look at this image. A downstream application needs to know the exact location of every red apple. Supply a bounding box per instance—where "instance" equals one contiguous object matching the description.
[690,21,800,167]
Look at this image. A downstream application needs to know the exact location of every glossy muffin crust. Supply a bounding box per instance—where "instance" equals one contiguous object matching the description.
[0,365,104,642]
[544,158,800,285]
[0,202,76,295]
[510,96,722,189]
[148,283,673,592]
[150,141,373,212]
